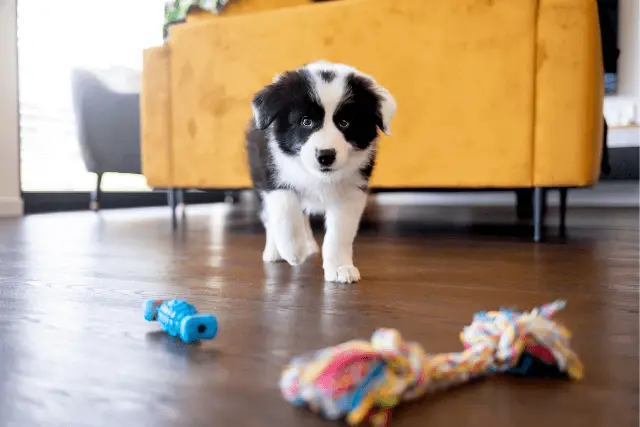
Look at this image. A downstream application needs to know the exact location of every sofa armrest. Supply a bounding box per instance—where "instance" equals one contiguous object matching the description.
[141,46,174,187]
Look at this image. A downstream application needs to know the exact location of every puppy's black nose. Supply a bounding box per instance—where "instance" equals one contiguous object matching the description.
[316,149,336,167]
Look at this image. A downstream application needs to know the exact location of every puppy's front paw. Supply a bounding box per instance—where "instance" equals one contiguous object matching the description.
[324,265,361,284]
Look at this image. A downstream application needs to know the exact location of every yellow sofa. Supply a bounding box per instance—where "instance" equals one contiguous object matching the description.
[140,0,604,239]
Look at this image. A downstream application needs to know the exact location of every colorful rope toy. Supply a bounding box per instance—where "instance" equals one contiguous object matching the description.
[279,300,583,427]
[144,299,218,343]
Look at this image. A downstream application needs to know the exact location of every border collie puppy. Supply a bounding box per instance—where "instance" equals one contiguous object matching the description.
[246,61,396,283]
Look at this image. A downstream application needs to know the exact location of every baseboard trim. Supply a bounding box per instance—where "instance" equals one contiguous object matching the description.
[0,197,24,217]
[22,190,228,214]
[374,181,639,208]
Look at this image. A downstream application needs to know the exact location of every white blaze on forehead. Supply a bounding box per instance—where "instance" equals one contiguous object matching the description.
[313,75,347,122]
[303,62,352,122]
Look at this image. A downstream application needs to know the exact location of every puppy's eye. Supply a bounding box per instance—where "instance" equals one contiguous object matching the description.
[301,117,313,127]
[338,119,350,129]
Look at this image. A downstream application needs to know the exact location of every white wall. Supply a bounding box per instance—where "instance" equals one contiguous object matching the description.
[617,0,639,99]
[603,0,640,135]
[0,0,23,217]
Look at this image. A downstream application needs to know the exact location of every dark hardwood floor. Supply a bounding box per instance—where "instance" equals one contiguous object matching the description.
[0,199,637,427]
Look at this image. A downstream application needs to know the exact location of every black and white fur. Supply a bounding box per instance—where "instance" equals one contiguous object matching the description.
[246,61,396,283]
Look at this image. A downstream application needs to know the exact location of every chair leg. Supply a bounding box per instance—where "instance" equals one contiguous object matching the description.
[559,187,568,236]
[90,173,103,211]
[168,188,178,229]
[533,187,546,242]
[178,189,187,220]
[177,189,186,209]
[225,191,240,204]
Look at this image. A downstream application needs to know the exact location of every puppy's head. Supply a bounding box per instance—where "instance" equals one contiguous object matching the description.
[251,61,396,179]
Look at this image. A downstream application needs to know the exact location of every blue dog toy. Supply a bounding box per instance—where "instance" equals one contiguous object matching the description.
[144,299,218,343]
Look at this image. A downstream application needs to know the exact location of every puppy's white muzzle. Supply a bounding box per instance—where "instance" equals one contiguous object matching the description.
[300,128,350,177]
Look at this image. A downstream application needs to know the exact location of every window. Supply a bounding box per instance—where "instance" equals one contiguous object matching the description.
[17,0,164,192]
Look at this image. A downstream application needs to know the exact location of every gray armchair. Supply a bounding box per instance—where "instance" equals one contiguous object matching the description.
[70,67,142,210]
[69,67,237,224]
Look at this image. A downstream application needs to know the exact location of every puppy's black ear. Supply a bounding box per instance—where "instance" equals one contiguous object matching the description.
[347,72,397,136]
[373,84,397,136]
[251,80,286,130]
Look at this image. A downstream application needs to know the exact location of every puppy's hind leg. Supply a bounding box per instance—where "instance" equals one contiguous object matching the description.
[262,221,283,263]
[259,200,283,262]
[303,214,319,256]
[263,190,308,266]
